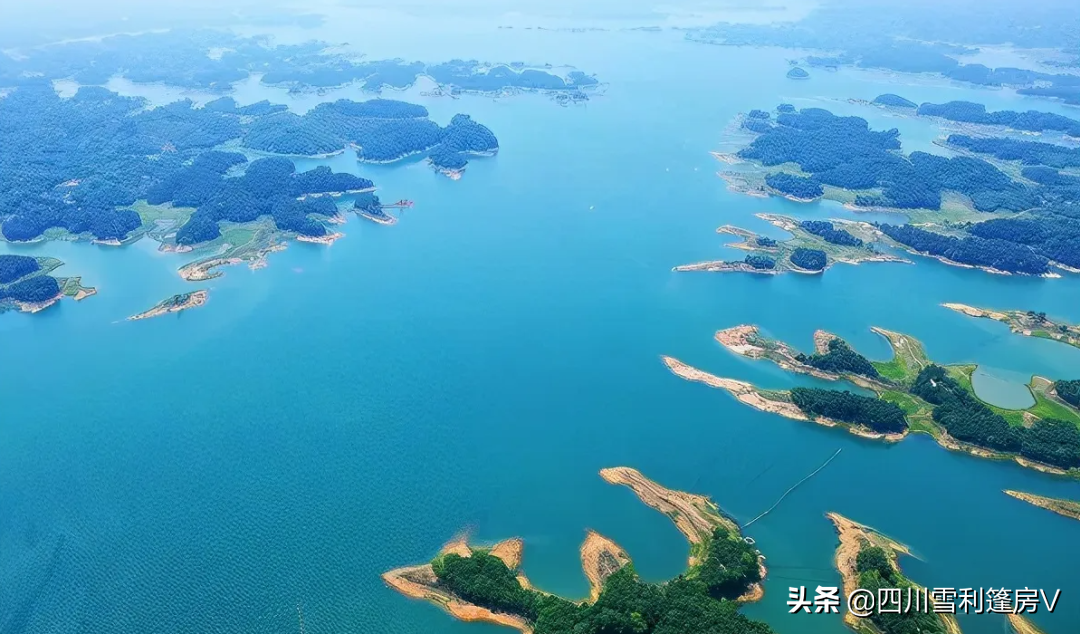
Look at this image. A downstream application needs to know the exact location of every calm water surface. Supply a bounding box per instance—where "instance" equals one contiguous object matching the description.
[3,12,1080,634]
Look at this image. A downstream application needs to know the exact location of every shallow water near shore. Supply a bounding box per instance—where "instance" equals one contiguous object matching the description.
[3,10,1080,634]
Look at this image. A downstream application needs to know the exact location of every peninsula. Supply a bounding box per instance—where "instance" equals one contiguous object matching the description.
[1004,490,1080,522]
[664,326,1080,475]
[827,513,961,634]
[384,469,772,634]
[673,214,908,275]
[944,303,1080,350]
[128,290,208,321]
[714,104,1080,277]
[0,255,96,314]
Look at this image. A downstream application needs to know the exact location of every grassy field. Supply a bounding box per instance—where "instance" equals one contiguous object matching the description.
[870,328,930,386]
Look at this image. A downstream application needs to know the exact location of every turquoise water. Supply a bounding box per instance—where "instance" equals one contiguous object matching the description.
[4,14,1080,634]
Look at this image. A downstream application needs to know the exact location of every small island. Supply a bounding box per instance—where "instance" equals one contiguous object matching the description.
[353,193,398,225]
[673,214,909,275]
[664,325,1080,475]
[827,513,961,634]
[383,468,772,634]
[128,290,209,321]
[1004,490,1080,522]
[871,94,918,109]
[0,254,96,314]
[943,303,1080,350]
[786,67,810,80]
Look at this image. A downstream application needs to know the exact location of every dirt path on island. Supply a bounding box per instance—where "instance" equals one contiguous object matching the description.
[661,356,807,420]
[599,467,738,558]
[579,531,631,602]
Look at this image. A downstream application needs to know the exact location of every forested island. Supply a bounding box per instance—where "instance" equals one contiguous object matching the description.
[827,514,960,634]
[673,213,908,276]
[686,4,1080,104]
[0,80,502,294]
[943,303,1080,350]
[383,468,771,634]
[871,94,917,109]
[0,254,95,313]
[665,325,1080,475]
[1004,490,1080,522]
[0,29,598,99]
[720,104,1080,276]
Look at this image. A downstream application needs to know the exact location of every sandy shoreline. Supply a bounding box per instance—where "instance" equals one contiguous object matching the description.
[661,355,807,420]
[381,537,534,634]
[297,231,344,245]
[1008,614,1049,634]
[14,292,64,314]
[579,531,631,602]
[1004,489,1080,521]
[599,466,765,602]
[358,209,398,225]
[824,513,967,634]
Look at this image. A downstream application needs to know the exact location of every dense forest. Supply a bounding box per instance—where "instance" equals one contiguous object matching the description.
[430,527,771,634]
[855,546,947,634]
[734,106,1080,273]
[966,216,1080,269]
[789,248,827,271]
[790,387,908,433]
[800,221,863,247]
[911,365,1080,468]
[872,94,917,108]
[1056,380,1080,408]
[877,224,1051,275]
[173,158,356,244]
[743,255,776,270]
[0,83,495,245]
[765,173,823,199]
[0,29,597,97]
[948,135,1080,169]
[0,255,41,284]
[795,339,880,378]
[738,106,1034,213]
[915,101,1080,136]
[0,274,61,303]
[242,100,499,165]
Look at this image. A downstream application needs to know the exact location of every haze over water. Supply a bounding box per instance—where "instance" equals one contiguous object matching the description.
[3,5,1080,634]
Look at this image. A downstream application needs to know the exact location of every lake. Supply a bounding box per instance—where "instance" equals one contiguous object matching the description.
[2,10,1079,634]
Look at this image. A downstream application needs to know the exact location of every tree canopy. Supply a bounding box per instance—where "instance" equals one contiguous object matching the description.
[428,527,772,634]
[790,387,908,433]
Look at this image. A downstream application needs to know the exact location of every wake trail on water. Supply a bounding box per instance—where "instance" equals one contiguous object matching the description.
[742,448,843,529]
